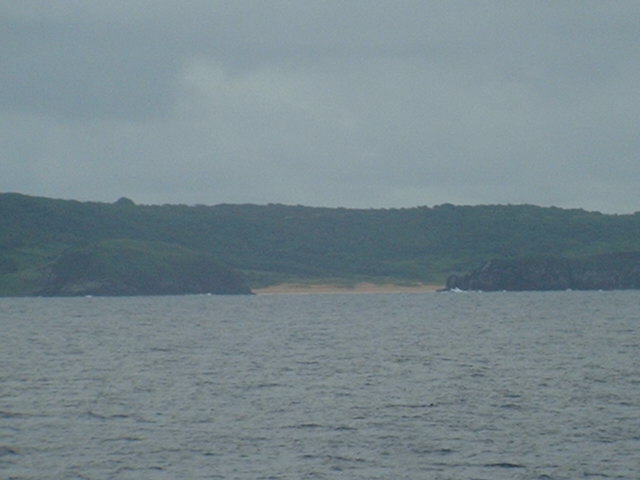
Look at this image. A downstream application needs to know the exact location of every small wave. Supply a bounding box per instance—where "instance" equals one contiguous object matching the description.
[300,453,366,464]
[0,446,19,457]
[412,447,454,455]
[86,410,131,420]
[100,436,142,444]
[334,425,357,431]
[485,462,526,468]
[284,423,323,429]
[383,403,436,409]
[253,382,284,388]
[0,410,26,419]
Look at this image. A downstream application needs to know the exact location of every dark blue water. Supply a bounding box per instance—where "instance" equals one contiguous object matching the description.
[1,291,639,479]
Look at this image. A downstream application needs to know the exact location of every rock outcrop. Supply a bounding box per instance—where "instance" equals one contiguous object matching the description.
[446,252,640,291]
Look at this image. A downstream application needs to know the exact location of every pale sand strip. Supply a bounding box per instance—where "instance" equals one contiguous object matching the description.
[253,282,443,294]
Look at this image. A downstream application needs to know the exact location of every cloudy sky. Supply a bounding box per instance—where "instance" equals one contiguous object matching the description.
[2,1,639,213]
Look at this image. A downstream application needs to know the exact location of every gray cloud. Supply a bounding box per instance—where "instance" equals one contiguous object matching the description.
[1,1,639,212]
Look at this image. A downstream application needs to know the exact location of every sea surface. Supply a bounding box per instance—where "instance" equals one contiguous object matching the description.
[1,291,639,479]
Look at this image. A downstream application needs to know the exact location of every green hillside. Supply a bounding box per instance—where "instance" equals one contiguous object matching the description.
[39,239,251,296]
[1,193,639,295]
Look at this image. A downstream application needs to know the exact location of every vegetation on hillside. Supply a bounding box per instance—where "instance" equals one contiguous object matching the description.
[40,239,251,296]
[1,193,639,295]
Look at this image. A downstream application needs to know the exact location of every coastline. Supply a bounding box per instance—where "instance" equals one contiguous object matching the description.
[253,282,443,295]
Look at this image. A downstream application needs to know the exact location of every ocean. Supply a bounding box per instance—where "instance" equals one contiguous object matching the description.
[1,291,639,479]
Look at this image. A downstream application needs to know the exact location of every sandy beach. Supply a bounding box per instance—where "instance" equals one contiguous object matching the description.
[253,282,443,294]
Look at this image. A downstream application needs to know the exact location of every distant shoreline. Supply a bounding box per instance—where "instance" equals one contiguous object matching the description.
[253,282,443,295]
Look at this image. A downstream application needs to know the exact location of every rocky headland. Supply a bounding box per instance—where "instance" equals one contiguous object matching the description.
[446,252,640,291]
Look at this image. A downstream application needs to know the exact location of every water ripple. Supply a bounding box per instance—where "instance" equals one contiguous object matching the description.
[1,292,639,479]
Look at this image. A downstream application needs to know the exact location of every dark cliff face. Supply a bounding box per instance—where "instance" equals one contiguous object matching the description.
[447,253,640,291]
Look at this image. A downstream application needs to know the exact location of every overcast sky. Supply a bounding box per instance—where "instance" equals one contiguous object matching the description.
[2,1,639,213]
